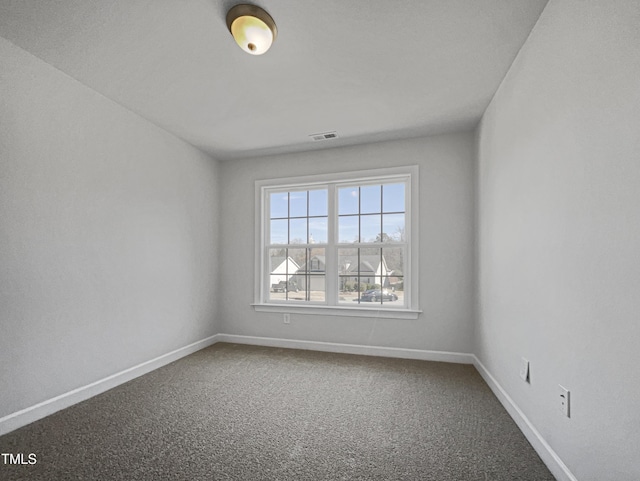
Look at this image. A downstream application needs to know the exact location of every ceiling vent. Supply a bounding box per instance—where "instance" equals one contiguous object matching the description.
[310,131,338,142]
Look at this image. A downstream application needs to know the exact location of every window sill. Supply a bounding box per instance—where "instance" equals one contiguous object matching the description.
[251,303,421,319]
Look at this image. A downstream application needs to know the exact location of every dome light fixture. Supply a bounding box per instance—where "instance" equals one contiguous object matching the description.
[226,4,277,55]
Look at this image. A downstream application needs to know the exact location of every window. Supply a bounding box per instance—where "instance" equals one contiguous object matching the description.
[254,166,419,318]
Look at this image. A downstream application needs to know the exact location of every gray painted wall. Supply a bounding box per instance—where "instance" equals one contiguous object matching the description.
[5,1,638,477]
[0,38,221,418]
[219,132,475,353]
[476,1,640,479]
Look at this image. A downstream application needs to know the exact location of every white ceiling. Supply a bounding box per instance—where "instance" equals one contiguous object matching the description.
[0,0,548,160]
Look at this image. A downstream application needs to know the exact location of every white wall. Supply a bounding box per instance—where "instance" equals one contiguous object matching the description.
[0,38,220,419]
[476,1,640,479]
[219,132,475,354]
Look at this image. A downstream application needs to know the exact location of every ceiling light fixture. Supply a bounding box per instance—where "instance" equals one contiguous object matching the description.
[226,4,277,55]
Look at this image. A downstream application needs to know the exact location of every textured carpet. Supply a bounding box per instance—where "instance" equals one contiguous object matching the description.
[0,343,555,480]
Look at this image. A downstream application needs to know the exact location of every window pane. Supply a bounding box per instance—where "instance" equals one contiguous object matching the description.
[287,248,308,275]
[338,275,360,304]
[269,275,285,302]
[303,275,325,302]
[309,217,328,244]
[382,213,405,242]
[270,249,291,277]
[356,247,381,279]
[270,192,288,218]
[358,274,376,288]
[281,248,306,301]
[269,275,299,301]
[359,278,401,304]
[339,276,367,304]
[290,248,325,302]
[269,248,300,302]
[338,248,359,304]
[383,183,405,213]
[382,246,404,274]
[359,246,380,257]
[342,245,403,304]
[355,276,379,303]
[338,187,359,215]
[338,245,400,305]
[308,189,328,216]
[360,185,381,214]
[289,191,308,218]
[289,218,307,244]
[390,276,404,300]
[361,214,382,243]
[308,251,325,272]
[338,215,359,243]
[338,248,358,276]
[382,246,404,304]
[338,276,364,305]
[270,219,288,244]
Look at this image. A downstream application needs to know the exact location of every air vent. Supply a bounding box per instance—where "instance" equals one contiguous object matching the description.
[310,131,338,141]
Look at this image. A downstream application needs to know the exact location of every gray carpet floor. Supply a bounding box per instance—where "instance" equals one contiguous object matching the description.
[0,343,555,480]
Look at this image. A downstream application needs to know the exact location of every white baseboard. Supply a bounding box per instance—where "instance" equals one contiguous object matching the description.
[0,334,220,436]
[216,333,475,364]
[0,333,468,437]
[1,332,575,481]
[472,356,578,481]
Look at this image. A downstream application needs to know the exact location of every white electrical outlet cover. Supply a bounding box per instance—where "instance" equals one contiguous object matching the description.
[559,385,570,417]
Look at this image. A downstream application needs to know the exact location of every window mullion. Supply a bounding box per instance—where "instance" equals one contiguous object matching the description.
[262,189,270,303]
[325,184,337,305]
[403,243,409,308]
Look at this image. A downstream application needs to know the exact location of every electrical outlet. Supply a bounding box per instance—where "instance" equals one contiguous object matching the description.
[519,357,530,383]
[283,314,290,324]
[559,385,570,417]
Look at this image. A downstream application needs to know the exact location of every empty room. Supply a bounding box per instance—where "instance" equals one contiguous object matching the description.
[1,1,638,480]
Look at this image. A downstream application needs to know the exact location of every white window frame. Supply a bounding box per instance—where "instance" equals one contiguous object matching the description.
[253,166,420,319]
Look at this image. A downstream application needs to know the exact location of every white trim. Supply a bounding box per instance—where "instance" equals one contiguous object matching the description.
[254,165,419,314]
[0,334,220,436]
[251,303,421,319]
[255,166,418,190]
[0,331,577,481]
[216,333,473,364]
[472,356,578,481]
